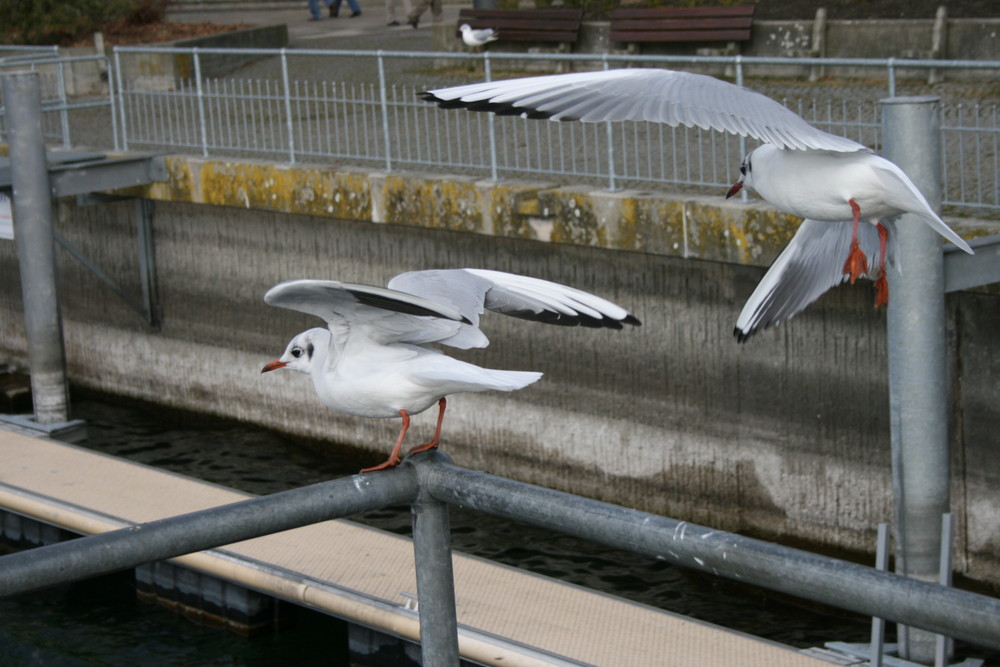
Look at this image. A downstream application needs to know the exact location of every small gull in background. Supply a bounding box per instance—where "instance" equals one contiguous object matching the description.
[459,23,498,48]
[262,269,640,471]
[420,69,973,340]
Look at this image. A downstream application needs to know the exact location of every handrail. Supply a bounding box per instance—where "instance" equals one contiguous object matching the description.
[0,452,998,664]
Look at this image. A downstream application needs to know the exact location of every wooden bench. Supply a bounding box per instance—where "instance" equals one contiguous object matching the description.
[610,6,755,52]
[455,8,584,49]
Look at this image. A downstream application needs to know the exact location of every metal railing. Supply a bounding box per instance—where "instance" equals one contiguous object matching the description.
[0,53,115,150]
[104,47,1000,215]
[0,452,998,666]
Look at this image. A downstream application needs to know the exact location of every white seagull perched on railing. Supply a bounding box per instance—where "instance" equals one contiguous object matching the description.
[261,269,639,472]
[459,23,498,48]
[419,68,974,341]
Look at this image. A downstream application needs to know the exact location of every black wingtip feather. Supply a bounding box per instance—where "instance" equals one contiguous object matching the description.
[348,288,470,323]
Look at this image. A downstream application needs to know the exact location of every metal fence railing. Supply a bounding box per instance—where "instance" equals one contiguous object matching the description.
[2,46,998,215]
[0,53,115,150]
[1,453,999,665]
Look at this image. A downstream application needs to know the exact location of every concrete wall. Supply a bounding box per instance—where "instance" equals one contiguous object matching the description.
[1,155,998,587]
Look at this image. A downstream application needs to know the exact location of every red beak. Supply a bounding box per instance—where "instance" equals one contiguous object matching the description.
[726,181,743,199]
[261,360,288,373]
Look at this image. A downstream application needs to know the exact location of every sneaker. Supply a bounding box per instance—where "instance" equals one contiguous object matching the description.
[350,10,361,17]
[387,20,400,26]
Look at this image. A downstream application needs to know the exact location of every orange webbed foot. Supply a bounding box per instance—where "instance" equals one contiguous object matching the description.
[360,455,402,473]
[874,267,889,308]
[843,242,868,285]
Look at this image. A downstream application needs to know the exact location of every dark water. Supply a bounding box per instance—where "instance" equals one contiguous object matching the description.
[1,392,993,665]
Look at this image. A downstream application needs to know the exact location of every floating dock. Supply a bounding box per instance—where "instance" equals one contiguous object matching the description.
[0,425,829,666]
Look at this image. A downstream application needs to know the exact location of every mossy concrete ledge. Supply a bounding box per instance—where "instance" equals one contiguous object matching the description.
[125,155,843,269]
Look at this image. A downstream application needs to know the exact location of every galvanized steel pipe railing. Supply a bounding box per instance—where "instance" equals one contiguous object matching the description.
[1,454,1000,662]
[0,467,419,597]
[416,456,1000,652]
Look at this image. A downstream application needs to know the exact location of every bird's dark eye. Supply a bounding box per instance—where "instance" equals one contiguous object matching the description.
[739,164,746,175]
[291,347,304,358]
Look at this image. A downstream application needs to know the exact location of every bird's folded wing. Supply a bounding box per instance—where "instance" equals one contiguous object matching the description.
[421,68,867,153]
[734,219,896,342]
[264,279,472,345]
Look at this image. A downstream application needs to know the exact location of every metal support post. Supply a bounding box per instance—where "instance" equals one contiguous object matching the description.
[870,523,890,667]
[2,72,71,424]
[410,452,460,666]
[882,95,950,666]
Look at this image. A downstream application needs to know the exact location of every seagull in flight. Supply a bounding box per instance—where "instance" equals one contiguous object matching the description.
[420,69,973,339]
[261,269,640,472]
[460,23,498,48]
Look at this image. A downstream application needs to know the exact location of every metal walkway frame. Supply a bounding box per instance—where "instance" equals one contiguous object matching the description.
[0,451,998,666]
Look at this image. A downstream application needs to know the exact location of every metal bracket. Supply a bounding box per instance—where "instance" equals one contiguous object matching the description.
[62,195,161,328]
[1,150,166,328]
[944,233,1000,293]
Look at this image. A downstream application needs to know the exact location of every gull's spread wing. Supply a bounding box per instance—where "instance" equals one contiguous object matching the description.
[735,218,898,342]
[422,68,867,153]
[264,279,471,346]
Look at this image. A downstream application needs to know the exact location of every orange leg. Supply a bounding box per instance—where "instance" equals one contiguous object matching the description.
[873,222,890,308]
[361,410,411,473]
[407,398,447,457]
[842,198,868,284]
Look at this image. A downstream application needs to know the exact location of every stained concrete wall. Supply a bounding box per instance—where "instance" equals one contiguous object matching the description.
[0,155,998,588]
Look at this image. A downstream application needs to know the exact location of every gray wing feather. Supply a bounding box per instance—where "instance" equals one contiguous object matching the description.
[734,219,898,341]
[389,268,641,336]
[264,279,470,346]
[422,69,866,153]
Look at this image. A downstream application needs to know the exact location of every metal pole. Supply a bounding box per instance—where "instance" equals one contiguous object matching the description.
[1,72,71,424]
[279,49,296,164]
[484,53,498,182]
[376,51,392,173]
[602,55,617,191]
[934,513,954,667]
[113,48,128,152]
[421,461,1000,651]
[870,523,889,667]
[192,49,209,158]
[734,56,749,203]
[882,95,949,665]
[0,468,418,597]
[411,453,460,666]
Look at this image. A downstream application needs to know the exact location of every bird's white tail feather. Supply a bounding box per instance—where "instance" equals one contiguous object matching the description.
[916,210,974,254]
[477,369,543,392]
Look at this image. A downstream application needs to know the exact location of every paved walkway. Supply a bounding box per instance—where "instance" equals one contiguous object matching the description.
[168,1,464,50]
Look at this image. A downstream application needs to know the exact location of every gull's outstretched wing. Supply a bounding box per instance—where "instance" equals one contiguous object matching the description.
[735,218,898,342]
[422,68,867,153]
[388,268,641,348]
[264,279,472,346]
